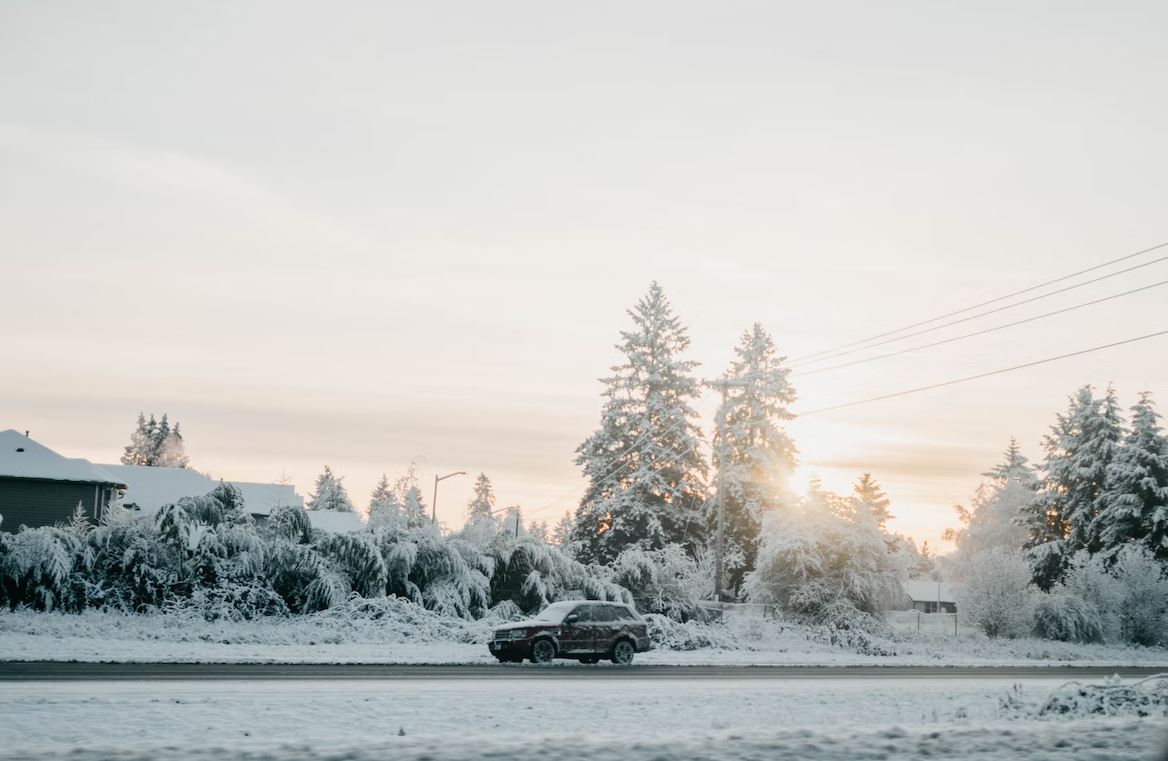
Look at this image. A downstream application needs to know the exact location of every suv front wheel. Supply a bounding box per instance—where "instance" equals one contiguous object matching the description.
[530,638,556,664]
[611,639,635,665]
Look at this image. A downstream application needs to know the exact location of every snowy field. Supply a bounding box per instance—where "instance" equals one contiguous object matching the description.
[0,676,1166,760]
[4,609,1168,668]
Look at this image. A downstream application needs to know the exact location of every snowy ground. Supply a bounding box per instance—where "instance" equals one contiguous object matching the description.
[4,608,1168,667]
[1,676,1165,760]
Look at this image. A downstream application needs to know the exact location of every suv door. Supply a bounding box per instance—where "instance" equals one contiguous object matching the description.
[559,605,593,654]
[589,604,620,653]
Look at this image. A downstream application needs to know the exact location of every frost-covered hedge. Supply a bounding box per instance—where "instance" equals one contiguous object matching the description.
[0,487,628,622]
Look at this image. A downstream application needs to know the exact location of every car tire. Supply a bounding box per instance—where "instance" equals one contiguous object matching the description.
[611,639,635,665]
[530,638,556,664]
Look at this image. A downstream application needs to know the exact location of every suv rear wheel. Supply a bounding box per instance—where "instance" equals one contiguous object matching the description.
[611,639,635,665]
[530,638,556,664]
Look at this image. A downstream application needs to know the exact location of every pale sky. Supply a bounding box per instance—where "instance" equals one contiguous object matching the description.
[2,1,1167,549]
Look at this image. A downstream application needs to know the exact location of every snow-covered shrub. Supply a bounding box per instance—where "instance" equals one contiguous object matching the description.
[806,598,897,656]
[958,548,1035,638]
[1108,545,1168,646]
[1033,593,1105,643]
[744,487,904,623]
[267,504,313,544]
[181,582,290,622]
[315,532,387,598]
[488,536,631,614]
[85,524,178,611]
[1058,546,1168,645]
[373,526,491,619]
[264,541,342,613]
[612,544,712,621]
[0,526,90,611]
[643,613,743,650]
[1061,551,1120,640]
[1003,674,1168,719]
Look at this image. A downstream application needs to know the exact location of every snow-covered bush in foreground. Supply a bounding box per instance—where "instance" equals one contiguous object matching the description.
[1002,674,1168,719]
[958,548,1035,638]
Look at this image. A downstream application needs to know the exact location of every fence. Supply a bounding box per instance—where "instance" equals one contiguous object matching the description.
[886,610,960,636]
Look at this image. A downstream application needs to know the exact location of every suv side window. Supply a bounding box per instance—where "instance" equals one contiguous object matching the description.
[610,605,634,621]
[591,605,616,623]
[570,605,593,623]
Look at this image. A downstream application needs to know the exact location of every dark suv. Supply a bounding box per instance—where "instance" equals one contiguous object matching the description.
[489,600,651,665]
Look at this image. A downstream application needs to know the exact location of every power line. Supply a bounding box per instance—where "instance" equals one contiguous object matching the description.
[791,252,1168,367]
[798,328,1168,417]
[791,240,1168,363]
[793,278,1168,377]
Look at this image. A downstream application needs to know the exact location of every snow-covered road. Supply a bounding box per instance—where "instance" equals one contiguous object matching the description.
[1,677,1165,760]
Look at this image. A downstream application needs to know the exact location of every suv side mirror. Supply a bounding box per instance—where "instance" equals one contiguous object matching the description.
[564,614,579,624]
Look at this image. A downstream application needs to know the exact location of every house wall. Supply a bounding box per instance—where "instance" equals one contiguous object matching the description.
[0,477,107,530]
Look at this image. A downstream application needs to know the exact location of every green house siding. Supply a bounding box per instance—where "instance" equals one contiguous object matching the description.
[0,477,114,531]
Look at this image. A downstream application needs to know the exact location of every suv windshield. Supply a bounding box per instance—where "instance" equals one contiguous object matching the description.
[529,601,580,624]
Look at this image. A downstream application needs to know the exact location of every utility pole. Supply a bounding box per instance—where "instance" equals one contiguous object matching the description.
[432,471,467,524]
[703,377,751,611]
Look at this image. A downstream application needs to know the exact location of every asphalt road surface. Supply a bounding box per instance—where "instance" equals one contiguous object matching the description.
[2,662,1164,680]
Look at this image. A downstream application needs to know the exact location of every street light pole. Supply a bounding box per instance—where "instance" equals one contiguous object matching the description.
[432,471,467,525]
[703,377,751,610]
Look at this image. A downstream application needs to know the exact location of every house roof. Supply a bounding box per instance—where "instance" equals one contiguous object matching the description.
[0,430,124,486]
[96,463,305,516]
[904,580,957,605]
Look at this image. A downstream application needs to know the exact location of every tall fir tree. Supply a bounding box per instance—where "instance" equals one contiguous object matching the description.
[709,323,797,595]
[1025,385,1124,589]
[945,441,1035,575]
[462,473,499,546]
[853,473,892,529]
[982,437,1036,488]
[121,412,189,467]
[368,473,404,530]
[394,464,429,528]
[552,510,575,550]
[572,283,708,565]
[1093,392,1168,560]
[307,465,355,512]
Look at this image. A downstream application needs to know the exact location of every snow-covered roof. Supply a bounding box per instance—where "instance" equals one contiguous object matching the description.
[0,430,124,485]
[305,509,365,533]
[97,463,304,516]
[903,580,957,605]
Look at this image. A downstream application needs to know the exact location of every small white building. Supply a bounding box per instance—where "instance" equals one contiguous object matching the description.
[903,580,957,614]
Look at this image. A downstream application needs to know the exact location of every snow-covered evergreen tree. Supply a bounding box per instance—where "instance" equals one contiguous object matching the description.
[121,413,156,466]
[708,322,797,597]
[551,510,575,550]
[529,520,549,543]
[1025,386,1124,589]
[945,440,1035,576]
[1093,392,1168,560]
[306,466,355,512]
[983,437,1037,488]
[853,473,892,529]
[367,474,405,531]
[121,412,189,467]
[462,473,500,546]
[573,282,708,565]
[390,463,430,528]
[156,419,189,468]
